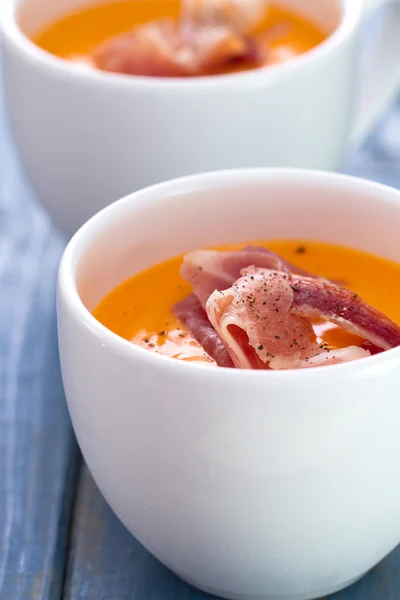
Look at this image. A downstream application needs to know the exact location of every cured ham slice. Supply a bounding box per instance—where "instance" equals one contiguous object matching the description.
[268,346,370,370]
[206,268,400,369]
[93,20,189,77]
[288,273,400,351]
[92,19,261,77]
[173,294,234,367]
[206,269,318,369]
[92,0,267,77]
[174,246,400,370]
[181,246,319,308]
[295,346,371,368]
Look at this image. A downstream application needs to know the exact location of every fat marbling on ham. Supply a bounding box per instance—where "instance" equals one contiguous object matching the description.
[174,246,400,370]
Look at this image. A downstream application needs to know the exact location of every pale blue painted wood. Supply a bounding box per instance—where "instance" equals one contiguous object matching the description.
[63,466,210,600]
[0,64,80,599]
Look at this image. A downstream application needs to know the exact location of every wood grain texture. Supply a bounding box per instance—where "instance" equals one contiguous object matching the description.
[0,66,80,600]
[63,465,209,600]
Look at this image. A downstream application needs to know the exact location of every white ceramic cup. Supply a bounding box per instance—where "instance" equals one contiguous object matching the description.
[58,168,400,600]
[2,0,400,237]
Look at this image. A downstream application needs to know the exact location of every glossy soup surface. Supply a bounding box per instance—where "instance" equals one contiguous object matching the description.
[32,1,327,73]
[93,241,400,363]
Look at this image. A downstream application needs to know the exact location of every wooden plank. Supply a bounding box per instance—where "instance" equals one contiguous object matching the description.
[63,465,207,600]
[0,71,80,599]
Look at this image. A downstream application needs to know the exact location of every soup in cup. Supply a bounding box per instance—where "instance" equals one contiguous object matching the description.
[58,168,400,600]
[2,0,400,236]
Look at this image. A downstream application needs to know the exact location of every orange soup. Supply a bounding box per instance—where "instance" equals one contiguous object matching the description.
[93,241,400,369]
[32,2,327,76]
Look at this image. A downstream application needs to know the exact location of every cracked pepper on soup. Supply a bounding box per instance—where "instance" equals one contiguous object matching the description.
[93,241,400,370]
[32,0,327,77]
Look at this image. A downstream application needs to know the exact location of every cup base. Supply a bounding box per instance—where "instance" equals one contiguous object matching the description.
[176,570,367,600]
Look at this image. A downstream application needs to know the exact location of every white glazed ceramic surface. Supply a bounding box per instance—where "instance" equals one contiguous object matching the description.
[58,169,400,600]
[2,0,400,236]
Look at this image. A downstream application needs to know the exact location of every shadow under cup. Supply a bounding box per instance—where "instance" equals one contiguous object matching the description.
[60,170,400,600]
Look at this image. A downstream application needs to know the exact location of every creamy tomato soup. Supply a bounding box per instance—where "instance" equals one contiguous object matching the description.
[93,241,400,370]
[32,1,327,77]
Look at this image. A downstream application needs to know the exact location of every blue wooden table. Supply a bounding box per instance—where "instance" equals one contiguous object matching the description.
[1,62,400,600]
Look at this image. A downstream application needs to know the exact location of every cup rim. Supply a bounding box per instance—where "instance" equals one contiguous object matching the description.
[2,0,361,92]
[58,167,400,382]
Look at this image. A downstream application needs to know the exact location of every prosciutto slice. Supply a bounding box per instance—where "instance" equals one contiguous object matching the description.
[206,268,317,369]
[93,19,261,77]
[173,294,234,367]
[93,0,267,77]
[289,273,400,351]
[181,246,320,308]
[206,268,400,369]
